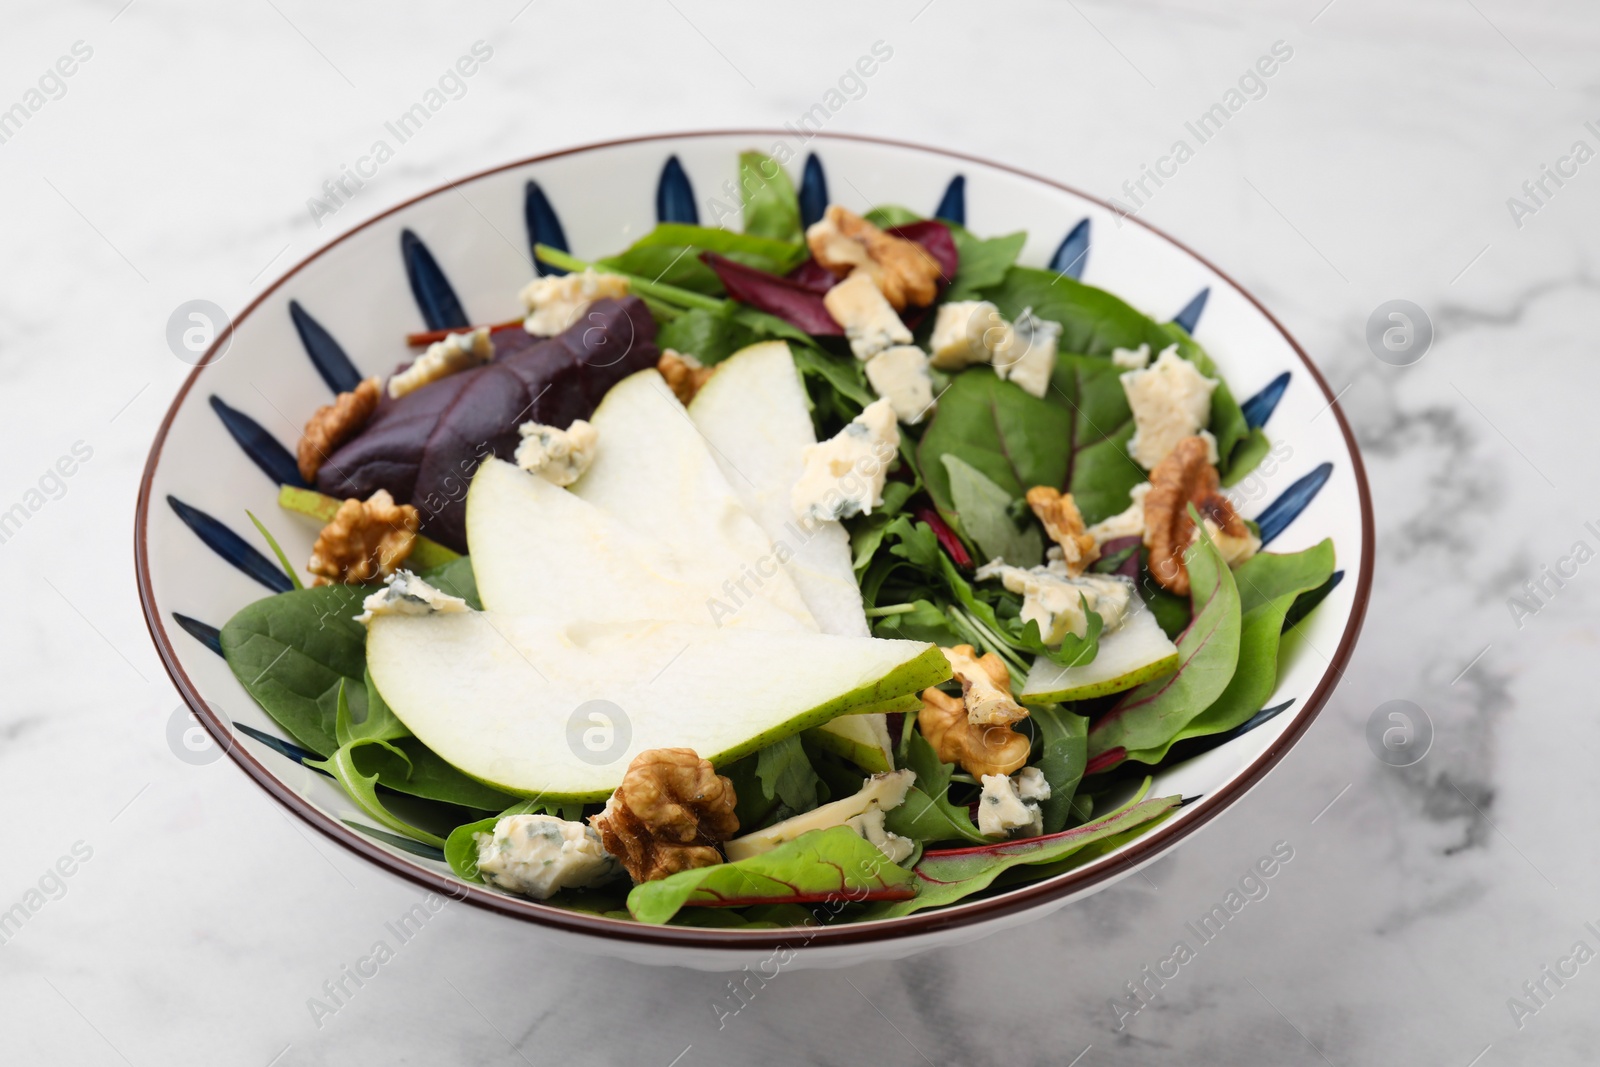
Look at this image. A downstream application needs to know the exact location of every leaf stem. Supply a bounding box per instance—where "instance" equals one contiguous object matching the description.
[864,603,918,618]
[533,244,726,311]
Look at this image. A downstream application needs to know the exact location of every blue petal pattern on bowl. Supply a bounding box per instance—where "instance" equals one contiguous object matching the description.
[345,821,447,862]
[1241,371,1291,430]
[799,153,829,229]
[288,301,362,395]
[209,396,305,488]
[524,180,569,276]
[401,229,469,329]
[1049,218,1090,278]
[656,156,698,224]
[1256,463,1333,545]
[934,175,965,224]
[234,719,325,769]
[1171,288,1209,334]
[167,496,293,593]
[172,612,224,656]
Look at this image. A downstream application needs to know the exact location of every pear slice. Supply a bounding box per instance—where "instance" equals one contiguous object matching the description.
[573,368,816,632]
[687,342,868,637]
[805,712,896,774]
[724,769,915,862]
[1019,599,1180,703]
[466,459,806,632]
[366,611,948,800]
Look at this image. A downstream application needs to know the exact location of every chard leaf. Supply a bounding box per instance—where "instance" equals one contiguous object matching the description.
[862,794,1180,918]
[979,266,1253,479]
[1028,705,1089,834]
[755,735,825,813]
[941,454,1043,567]
[1046,354,1147,525]
[1124,540,1335,764]
[739,151,803,243]
[1087,522,1243,758]
[627,826,918,924]
[883,729,987,845]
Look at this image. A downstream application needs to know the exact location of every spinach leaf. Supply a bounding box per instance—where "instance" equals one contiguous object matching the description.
[739,151,803,243]
[1028,705,1089,834]
[599,224,805,296]
[1125,541,1335,764]
[941,454,1043,567]
[883,729,987,845]
[755,735,825,813]
[862,794,1180,918]
[863,205,923,228]
[1087,524,1243,757]
[1047,354,1147,525]
[628,825,918,924]
[917,368,1073,524]
[421,555,481,609]
[946,226,1027,301]
[979,266,1252,477]
[655,306,761,364]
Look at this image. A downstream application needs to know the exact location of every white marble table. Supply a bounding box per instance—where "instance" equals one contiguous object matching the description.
[3,1,1596,1062]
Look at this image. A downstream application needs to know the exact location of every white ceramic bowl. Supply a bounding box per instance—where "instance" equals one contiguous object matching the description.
[136,131,1372,970]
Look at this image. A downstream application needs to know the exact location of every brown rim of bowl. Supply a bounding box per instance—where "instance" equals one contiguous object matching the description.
[135,129,1374,951]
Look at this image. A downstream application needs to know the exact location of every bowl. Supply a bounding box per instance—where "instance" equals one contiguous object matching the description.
[135,131,1373,969]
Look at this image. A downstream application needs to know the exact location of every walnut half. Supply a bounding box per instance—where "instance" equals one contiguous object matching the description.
[658,349,714,406]
[590,748,740,883]
[943,645,1026,726]
[297,377,381,483]
[918,688,1031,778]
[306,489,419,586]
[806,205,942,310]
[1143,435,1255,596]
[1026,486,1099,576]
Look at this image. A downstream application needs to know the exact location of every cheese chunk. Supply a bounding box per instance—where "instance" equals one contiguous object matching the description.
[844,807,916,863]
[1121,345,1218,469]
[355,570,469,626]
[823,269,912,361]
[1199,515,1262,567]
[791,398,900,522]
[974,563,1134,645]
[993,308,1061,398]
[1085,482,1151,545]
[978,772,1045,838]
[388,328,493,399]
[515,419,598,488]
[519,269,630,336]
[474,814,621,899]
[864,345,936,425]
[1111,343,1152,370]
[928,300,1010,371]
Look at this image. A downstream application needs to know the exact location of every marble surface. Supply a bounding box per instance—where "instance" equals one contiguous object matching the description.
[3,0,1597,1062]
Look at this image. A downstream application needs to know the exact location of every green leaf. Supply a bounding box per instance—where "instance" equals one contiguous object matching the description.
[917,368,1074,524]
[598,224,805,296]
[627,826,918,924]
[655,306,762,365]
[1124,541,1335,763]
[1029,705,1089,834]
[862,794,1180,918]
[755,735,824,813]
[979,266,1253,479]
[1220,428,1272,488]
[940,454,1043,567]
[420,555,481,610]
[870,599,963,647]
[883,729,987,845]
[245,510,303,590]
[946,227,1027,302]
[306,684,445,848]
[739,151,803,242]
[339,667,409,745]
[1087,521,1243,757]
[863,205,923,228]
[941,552,1101,671]
[1046,354,1148,525]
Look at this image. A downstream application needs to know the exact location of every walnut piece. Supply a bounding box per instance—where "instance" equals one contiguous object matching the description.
[942,644,1026,726]
[658,349,714,405]
[306,489,419,586]
[1025,486,1099,576]
[297,377,381,482]
[1143,436,1254,595]
[589,748,740,883]
[806,205,942,310]
[918,688,1031,778]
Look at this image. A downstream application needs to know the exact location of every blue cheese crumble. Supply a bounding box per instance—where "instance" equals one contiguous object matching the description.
[929,300,1011,371]
[388,328,494,399]
[514,418,599,487]
[519,269,631,336]
[979,768,1052,838]
[973,563,1135,645]
[824,269,913,361]
[864,345,936,425]
[993,308,1061,399]
[1120,345,1218,469]
[790,398,901,522]
[474,814,621,899]
[355,570,469,625]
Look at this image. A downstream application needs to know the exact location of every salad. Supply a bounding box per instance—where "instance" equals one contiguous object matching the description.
[220,150,1337,929]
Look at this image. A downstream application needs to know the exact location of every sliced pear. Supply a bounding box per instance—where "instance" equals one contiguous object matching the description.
[1020,599,1180,703]
[573,368,816,632]
[687,342,868,638]
[724,769,915,861]
[805,713,896,774]
[466,459,806,632]
[366,611,949,801]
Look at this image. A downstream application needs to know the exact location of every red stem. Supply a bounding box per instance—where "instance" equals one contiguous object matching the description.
[405,318,525,347]
[914,506,972,568]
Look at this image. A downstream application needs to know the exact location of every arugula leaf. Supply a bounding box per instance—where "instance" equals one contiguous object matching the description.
[940,454,1043,567]
[305,681,445,848]
[917,368,1074,523]
[863,794,1180,918]
[343,667,409,744]
[245,510,303,590]
[979,266,1252,477]
[1125,541,1334,763]
[739,151,803,243]
[1087,523,1243,758]
[1029,705,1089,834]
[946,226,1027,301]
[755,735,824,813]
[870,599,964,647]
[627,826,918,924]
[883,729,987,845]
